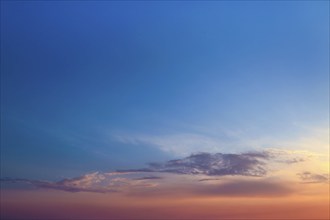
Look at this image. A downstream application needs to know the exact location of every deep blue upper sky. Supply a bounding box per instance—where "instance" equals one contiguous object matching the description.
[1,1,329,180]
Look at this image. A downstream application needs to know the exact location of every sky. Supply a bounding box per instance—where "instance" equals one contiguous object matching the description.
[1,1,329,219]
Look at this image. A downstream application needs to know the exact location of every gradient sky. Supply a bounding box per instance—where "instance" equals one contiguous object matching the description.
[1,1,329,219]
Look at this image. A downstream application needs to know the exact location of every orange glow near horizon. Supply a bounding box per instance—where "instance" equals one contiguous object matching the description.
[1,183,329,220]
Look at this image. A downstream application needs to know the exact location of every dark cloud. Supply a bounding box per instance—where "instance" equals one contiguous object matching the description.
[116,168,154,173]
[133,176,163,180]
[282,158,306,164]
[0,177,116,193]
[297,172,329,184]
[119,152,271,177]
[0,172,162,193]
[273,157,307,164]
[198,178,220,182]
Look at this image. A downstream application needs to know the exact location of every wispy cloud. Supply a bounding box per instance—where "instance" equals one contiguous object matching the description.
[0,177,114,193]
[1,172,158,193]
[198,178,220,182]
[194,179,293,197]
[133,176,163,180]
[112,133,227,156]
[111,125,329,158]
[297,172,329,184]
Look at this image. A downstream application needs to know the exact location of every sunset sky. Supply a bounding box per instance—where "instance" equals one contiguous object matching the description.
[1,1,329,219]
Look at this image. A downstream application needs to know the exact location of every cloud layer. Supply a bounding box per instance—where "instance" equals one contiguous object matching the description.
[194,179,293,197]
[298,172,329,184]
[1,172,158,193]
[1,150,326,196]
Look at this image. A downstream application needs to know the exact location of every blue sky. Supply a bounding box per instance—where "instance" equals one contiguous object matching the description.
[1,1,329,181]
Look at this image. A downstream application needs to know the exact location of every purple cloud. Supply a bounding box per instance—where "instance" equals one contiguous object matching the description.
[0,172,161,193]
[133,176,163,180]
[195,179,293,197]
[1,150,312,195]
[297,172,329,184]
[119,152,271,177]
[0,176,115,193]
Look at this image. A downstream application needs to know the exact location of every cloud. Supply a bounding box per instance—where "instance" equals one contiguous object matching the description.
[112,133,226,156]
[1,176,294,200]
[297,172,329,184]
[262,148,312,163]
[118,152,271,177]
[1,175,114,193]
[281,157,307,164]
[1,150,314,195]
[126,178,294,198]
[111,125,330,159]
[198,178,220,182]
[133,176,163,180]
[1,178,106,193]
[195,179,293,197]
[1,172,158,193]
